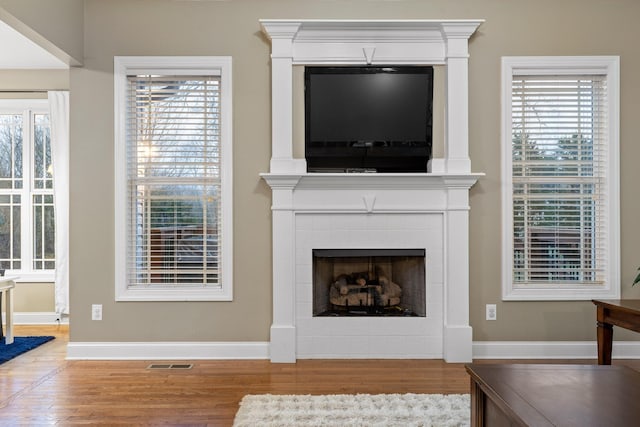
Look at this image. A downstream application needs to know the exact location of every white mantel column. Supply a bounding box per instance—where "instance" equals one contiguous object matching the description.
[264,22,307,174]
[265,176,301,363]
[442,26,474,174]
[262,22,305,362]
[443,183,474,362]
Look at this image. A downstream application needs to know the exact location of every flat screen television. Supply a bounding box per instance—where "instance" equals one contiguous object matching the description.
[305,66,433,173]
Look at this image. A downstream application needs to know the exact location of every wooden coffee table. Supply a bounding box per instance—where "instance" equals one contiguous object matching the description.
[466,364,640,427]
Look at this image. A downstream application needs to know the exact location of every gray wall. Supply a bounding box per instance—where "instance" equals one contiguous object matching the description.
[8,0,640,343]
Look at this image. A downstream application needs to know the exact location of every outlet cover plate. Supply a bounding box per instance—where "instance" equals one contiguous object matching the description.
[486,304,497,321]
[91,304,102,321]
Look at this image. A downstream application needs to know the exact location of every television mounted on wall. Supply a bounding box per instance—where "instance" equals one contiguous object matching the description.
[305,66,434,173]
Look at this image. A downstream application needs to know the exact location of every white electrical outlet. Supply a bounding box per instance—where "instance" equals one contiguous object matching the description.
[486,304,497,321]
[92,304,102,321]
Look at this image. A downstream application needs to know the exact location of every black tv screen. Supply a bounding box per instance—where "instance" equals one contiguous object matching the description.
[305,66,433,173]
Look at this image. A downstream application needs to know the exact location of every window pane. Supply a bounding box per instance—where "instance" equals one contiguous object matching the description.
[33,193,55,270]
[13,196,20,269]
[512,75,606,285]
[0,194,20,269]
[127,75,222,289]
[34,114,52,189]
[130,77,220,180]
[0,204,11,259]
[34,199,42,257]
[130,183,218,286]
[0,114,23,189]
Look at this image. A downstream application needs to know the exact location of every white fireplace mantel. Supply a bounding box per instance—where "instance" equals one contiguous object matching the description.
[260,19,483,363]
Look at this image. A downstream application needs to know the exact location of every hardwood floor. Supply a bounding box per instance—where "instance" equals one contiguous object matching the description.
[1,325,639,426]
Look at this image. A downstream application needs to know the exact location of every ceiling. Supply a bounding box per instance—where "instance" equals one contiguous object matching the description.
[0,19,68,69]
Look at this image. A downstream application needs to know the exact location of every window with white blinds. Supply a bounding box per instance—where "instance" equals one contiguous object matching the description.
[501,57,619,300]
[114,57,233,301]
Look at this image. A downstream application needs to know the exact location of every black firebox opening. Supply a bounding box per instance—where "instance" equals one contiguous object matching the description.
[312,249,426,317]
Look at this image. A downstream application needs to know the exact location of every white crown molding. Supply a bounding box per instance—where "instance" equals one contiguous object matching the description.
[260,19,483,66]
[260,19,484,43]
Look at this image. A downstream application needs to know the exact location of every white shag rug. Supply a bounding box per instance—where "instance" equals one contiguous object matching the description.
[232,393,470,427]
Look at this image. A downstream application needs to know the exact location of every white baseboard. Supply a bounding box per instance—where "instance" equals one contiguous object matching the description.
[12,331,638,360]
[66,341,270,360]
[473,341,640,360]
[68,340,639,361]
[6,311,68,325]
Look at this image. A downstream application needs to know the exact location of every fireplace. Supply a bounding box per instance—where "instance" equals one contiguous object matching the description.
[260,19,483,362]
[313,249,426,317]
[290,211,448,359]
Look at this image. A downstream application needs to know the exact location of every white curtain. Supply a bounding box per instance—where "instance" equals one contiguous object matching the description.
[48,91,70,315]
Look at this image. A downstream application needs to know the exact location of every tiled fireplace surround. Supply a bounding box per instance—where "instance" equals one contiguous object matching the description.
[261,19,483,362]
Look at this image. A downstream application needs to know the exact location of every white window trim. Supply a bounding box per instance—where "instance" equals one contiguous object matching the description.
[501,56,620,301]
[0,99,55,283]
[114,56,233,301]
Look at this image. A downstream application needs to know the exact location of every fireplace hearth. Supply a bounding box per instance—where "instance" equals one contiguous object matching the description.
[313,249,426,317]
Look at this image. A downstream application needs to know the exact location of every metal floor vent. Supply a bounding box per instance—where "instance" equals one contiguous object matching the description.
[147,364,193,370]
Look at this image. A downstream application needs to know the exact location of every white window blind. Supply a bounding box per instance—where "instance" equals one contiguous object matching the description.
[511,75,607,287]
[126,74,222,289]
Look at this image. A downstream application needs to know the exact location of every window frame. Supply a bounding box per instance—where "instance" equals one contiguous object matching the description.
[0,98,55,282]
[114,56,233,301]
[501,56,620,301]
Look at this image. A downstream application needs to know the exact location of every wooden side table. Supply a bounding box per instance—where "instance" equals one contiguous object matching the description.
[0,276,17,345]
[592,299,640,364]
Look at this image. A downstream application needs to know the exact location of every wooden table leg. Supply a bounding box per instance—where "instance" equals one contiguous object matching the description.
[4,286,13,344]
[596,306,613,365]
[470,376,485,427]
[0,291,3,340]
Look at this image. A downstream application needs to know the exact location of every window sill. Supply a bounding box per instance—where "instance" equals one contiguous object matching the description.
[115,286,232,302]
[503,284,620,301]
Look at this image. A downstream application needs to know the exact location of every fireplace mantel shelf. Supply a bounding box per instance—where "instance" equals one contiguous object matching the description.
[261,172,484,190]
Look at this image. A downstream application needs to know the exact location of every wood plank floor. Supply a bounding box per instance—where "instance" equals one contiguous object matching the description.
[1,325,639,426]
